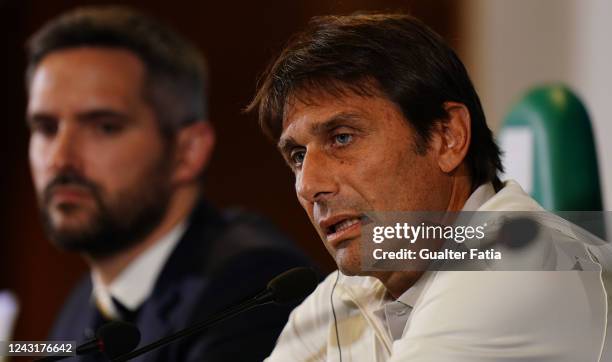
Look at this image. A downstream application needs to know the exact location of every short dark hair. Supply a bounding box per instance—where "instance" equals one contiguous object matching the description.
[248,13,503,190]
[26,6,207,133]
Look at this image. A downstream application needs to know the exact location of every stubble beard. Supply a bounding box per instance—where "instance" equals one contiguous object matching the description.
[39,160,172,259]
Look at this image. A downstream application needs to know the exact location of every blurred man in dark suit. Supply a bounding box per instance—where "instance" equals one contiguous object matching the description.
[25,6,309,361]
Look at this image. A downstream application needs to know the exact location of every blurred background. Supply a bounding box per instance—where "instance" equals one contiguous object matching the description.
[0,0,610,344]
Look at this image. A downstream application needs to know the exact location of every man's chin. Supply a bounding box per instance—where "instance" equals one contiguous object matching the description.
[48,227,99,251]
[49,231,130,259]
[43,216,109,255]
[332,239,368,276]
[334,254,363,276]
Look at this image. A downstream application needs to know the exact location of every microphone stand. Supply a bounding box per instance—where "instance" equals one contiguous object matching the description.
[111,289,274,362]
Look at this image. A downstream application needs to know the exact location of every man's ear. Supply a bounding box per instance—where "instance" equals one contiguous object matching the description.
[434,102,471,173]
[171,121,215,184]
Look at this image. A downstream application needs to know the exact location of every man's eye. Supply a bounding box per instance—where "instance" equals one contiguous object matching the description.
[28,117,58,137]
[333,133,353,146]
[290,150,306,167]
[95,122,122,135]
[35,121,58,137]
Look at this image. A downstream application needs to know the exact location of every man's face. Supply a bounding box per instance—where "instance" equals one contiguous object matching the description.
[279,89,451,275]
[27,47,174,257]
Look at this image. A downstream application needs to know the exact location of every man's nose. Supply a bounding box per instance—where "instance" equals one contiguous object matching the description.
[296,149,338,204]
[48,124,81,172]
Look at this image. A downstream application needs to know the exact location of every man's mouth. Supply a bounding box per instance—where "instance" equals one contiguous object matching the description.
[46,185,93,207]
[322,215,364,246]
[329,218,360,233]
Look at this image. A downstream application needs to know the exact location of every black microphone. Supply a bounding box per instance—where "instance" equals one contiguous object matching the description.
[496,216,539,249]
[37,321,140,361]
[112,267,319,362]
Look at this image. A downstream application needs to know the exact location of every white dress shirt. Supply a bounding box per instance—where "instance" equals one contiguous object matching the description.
[266,180,609,362]
[91,221,187,319]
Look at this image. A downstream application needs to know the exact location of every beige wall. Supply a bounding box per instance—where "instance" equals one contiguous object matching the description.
[462,0,612,209]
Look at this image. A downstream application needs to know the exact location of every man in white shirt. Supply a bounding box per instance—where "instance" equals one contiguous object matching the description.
[248,13,610,361]
[26,6,308,361]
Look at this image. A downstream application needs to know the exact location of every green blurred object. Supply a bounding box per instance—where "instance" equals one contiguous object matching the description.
[500,84,602,211]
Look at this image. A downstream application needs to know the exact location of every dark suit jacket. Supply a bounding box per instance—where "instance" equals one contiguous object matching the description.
[49,200,312,361]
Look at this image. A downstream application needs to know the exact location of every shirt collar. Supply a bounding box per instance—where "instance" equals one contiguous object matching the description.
[91,221,187,319]
[461,182,497,212]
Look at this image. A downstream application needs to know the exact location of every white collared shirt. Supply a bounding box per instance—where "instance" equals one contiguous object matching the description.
[267,180,609,362]
[91,221,188,319]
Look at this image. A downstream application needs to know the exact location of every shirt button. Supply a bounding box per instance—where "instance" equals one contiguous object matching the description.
[396,308,407,316]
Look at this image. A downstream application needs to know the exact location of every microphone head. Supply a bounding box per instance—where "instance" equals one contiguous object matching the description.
[498,217,540,249]
[267,267,319,305]
[97,321,141,358]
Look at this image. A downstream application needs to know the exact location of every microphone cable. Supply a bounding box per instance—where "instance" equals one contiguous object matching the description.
[330,270,342,362]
